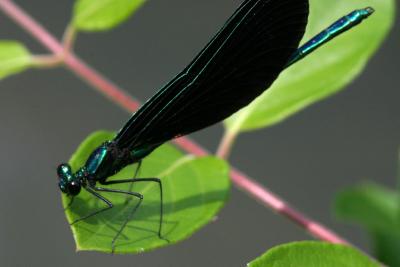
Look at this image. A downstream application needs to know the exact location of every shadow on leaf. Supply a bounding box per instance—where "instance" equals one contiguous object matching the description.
[67,189,226,250]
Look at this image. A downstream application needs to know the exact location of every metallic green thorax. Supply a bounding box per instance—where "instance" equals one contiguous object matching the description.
[82,142,155,180]
[286,7,374,68]
[58,141,156,196]
[85,143,109,175]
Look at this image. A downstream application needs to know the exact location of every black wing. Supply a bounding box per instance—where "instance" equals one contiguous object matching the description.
[115,0,309,150]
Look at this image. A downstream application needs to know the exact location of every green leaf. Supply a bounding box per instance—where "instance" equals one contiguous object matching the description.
[72,0,146,31]
[370,230,400,267]
[248,241,379,267]
[334,183,399,231]
[62,131,230,253]
[0,41,32,79]
[224,0,395,133]
[334,183,400,266]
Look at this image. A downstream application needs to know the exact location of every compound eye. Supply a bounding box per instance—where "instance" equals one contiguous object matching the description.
[67,181,81,196]
[57,163,72,178]
[58,181,67,193]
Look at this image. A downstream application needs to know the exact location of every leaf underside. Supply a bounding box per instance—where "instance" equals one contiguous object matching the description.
[224,0,395,133]
[73,0,147,31]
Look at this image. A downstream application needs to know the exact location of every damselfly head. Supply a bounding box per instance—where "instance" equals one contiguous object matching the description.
[57,163,81,196]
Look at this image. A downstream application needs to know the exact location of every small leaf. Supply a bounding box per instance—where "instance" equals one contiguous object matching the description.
[72,0,146,31]
[224,0,395,133]
[248,241,379,267]
[0,41,32,79]
[62,131,230,254]
[334,183,399,231]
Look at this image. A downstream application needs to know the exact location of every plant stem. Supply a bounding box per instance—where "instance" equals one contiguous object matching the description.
[62,25,77,54]
[0,0,141,112]
[216,130,239,159]
[230,169,347,244]
[0,0,348,245]
[32,54,63,68]
[64,53,142,112]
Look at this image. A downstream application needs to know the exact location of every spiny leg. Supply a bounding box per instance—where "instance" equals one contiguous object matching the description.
[64,196,75,211]
[70,187,113,225]
[94,186,143,253]
[101,178,164,239]
[124,160,142,204]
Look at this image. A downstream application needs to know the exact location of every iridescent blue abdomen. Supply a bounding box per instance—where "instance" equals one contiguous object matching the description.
[287,7,374,67]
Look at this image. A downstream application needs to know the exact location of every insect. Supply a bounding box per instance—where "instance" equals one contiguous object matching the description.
[57,0,374,252]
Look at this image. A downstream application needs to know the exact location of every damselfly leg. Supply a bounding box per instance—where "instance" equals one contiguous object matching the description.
[124,160,142,204]
[101,177,164,239]
[70,187,114,224]
[93,186,143,253]
[64,196,75,211]
[68,176,164,253]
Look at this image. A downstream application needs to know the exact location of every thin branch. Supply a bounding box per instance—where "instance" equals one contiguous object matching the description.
[31,54,63,68]
[0,0,140,112]
[0,0,348,245]
[62,25,77,54]
[63,54,141,112]
[0,0,62,54]
[216,130,239,159]
[230,169,347,244]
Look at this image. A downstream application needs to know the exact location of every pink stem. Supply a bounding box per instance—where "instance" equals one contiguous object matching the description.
[64,55,141,112]
[230,169,347,244]
[0,0,348,245]
[0,0,140,112]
